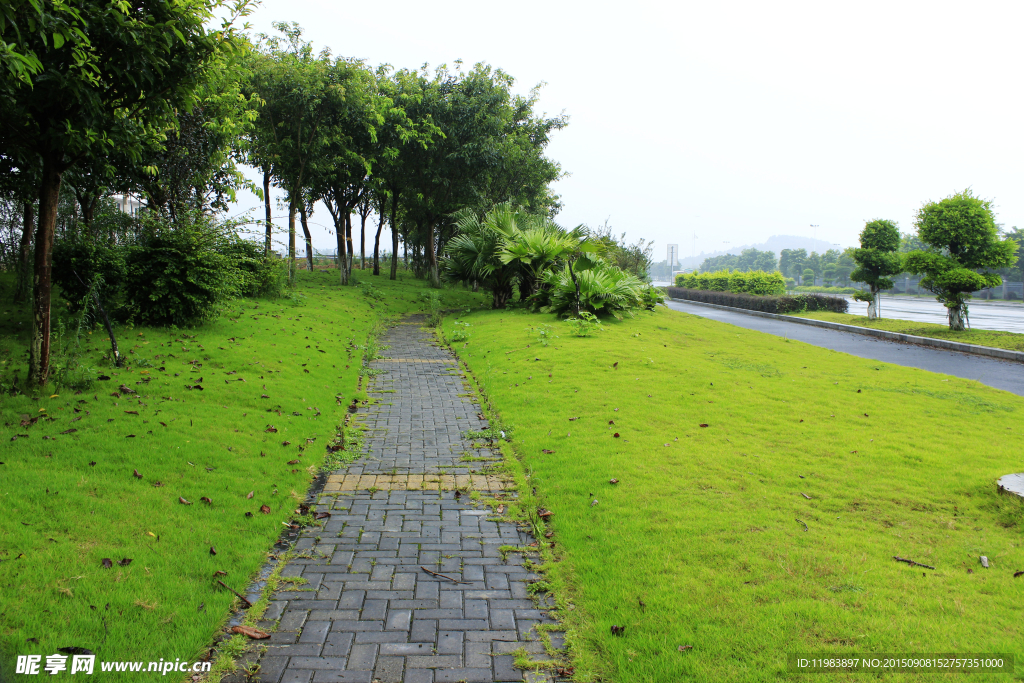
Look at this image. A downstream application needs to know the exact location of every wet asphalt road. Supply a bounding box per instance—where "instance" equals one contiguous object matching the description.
[665,299,1024,397]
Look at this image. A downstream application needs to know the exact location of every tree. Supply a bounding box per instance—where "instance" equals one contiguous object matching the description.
[736,248,777,272]
[850,219,903,320]
[905,189,1017,330]
[801,268,815,286]
[699,253,738,272]
[0,0,252,385]
[779,248,806,278]
[247,23,340,283]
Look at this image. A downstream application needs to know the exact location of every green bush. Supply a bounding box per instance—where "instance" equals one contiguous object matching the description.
[666,287,849,314]
[52,238,128,317]
[673,270,785,296]
[539,260,652,317]
[124,213,238,327]
[219,237,284,298]
[792,285,859,295]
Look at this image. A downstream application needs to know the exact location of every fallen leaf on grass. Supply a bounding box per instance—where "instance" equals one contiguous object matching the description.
[569,417,579,421]
[537,508,554,518]
[101,558,113,568]
[613,433,620,438]
[158,422,167,427]
[60,429,77,435]
[117,558,132,567]
[282,441,291,446]
[231,625,269,640]
[89,461,96,466]
[246,491,254,499]
[125,434,136,438]
[57,647,94,656]
[133,469,143,479]
[610,625,625,636]
[1014,570,1023,578]
[244,512,253,518]
[678,645,693,652]
[541,449,555,454]
[699,423,709,428]
[214,570,228,577]
[124,410,139,415]
[610,479,619,484]
[179,497,192,505]
[97,375,110,381]
[287,459,300,465]
[200,497,212,505]
[265,425,278,433]
[261,394,270,399]
[496,504,506,515]
[152,482,164,488]
[209,547,216,556]
[259,504,271,514]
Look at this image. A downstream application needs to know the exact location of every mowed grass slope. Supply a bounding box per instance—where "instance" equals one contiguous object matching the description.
[444,306,1024,682]
[0,272,484,679]
[793,310,1024,353]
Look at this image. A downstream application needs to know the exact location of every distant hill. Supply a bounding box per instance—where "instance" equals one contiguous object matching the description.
[671,234,837,270]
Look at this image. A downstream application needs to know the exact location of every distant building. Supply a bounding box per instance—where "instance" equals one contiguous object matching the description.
[112,195,144,216]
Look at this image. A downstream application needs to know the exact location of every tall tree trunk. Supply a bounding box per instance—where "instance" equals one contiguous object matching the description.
[427,220,439,287]
[345,213,354,276]
[372,211,384,276]
[300,205,314,272]
[29,154,63,386]
[360,211,366,271]
[263,166,272,256]
[287,200,297,284]
[389,190,399,281]
[335,215,348,285]
[15,201,34,303]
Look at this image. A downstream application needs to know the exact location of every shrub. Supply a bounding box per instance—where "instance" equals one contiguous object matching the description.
[673,270,784,296]
[792,286,859,295]
[124,213,238,327]
[666,287,849,314]
[219,237,283,298]
[52,238,129,317]
[564,311,604,336]
[538,260,653,317]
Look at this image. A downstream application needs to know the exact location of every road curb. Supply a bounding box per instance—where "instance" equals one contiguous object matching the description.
[669,297,1024,364]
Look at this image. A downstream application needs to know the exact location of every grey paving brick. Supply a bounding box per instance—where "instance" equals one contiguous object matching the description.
[406,655,462,669]
[346,643,379,671]
[285,657,349,670]
[374,656,406,683]
[433,669,495,683]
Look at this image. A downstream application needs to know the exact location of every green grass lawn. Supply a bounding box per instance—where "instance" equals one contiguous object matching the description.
[792,311,1024,353]
[0,271,484,680]
[442,306,1024,682]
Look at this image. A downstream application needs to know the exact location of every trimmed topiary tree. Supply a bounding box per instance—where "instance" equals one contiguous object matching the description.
[904,189,1018,330]
[851,219,903,320]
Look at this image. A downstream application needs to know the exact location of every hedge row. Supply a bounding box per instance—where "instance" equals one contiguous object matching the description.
[667,287,849,314]
[791,285,860,295]
[674,270,786,296]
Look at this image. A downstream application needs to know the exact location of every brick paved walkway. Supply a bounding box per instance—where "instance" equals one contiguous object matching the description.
[248,317,557,683]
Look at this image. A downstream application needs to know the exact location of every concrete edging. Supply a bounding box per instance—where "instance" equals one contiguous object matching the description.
[669,297,1024,364]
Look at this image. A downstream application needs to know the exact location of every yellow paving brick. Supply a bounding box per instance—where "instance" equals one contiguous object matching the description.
[322,482,341,492]
[340,477,360,491]
[455,475,471,488]
[358,475,377,488]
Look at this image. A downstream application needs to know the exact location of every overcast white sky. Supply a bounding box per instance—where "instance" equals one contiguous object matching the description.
[230,0,1024,261]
